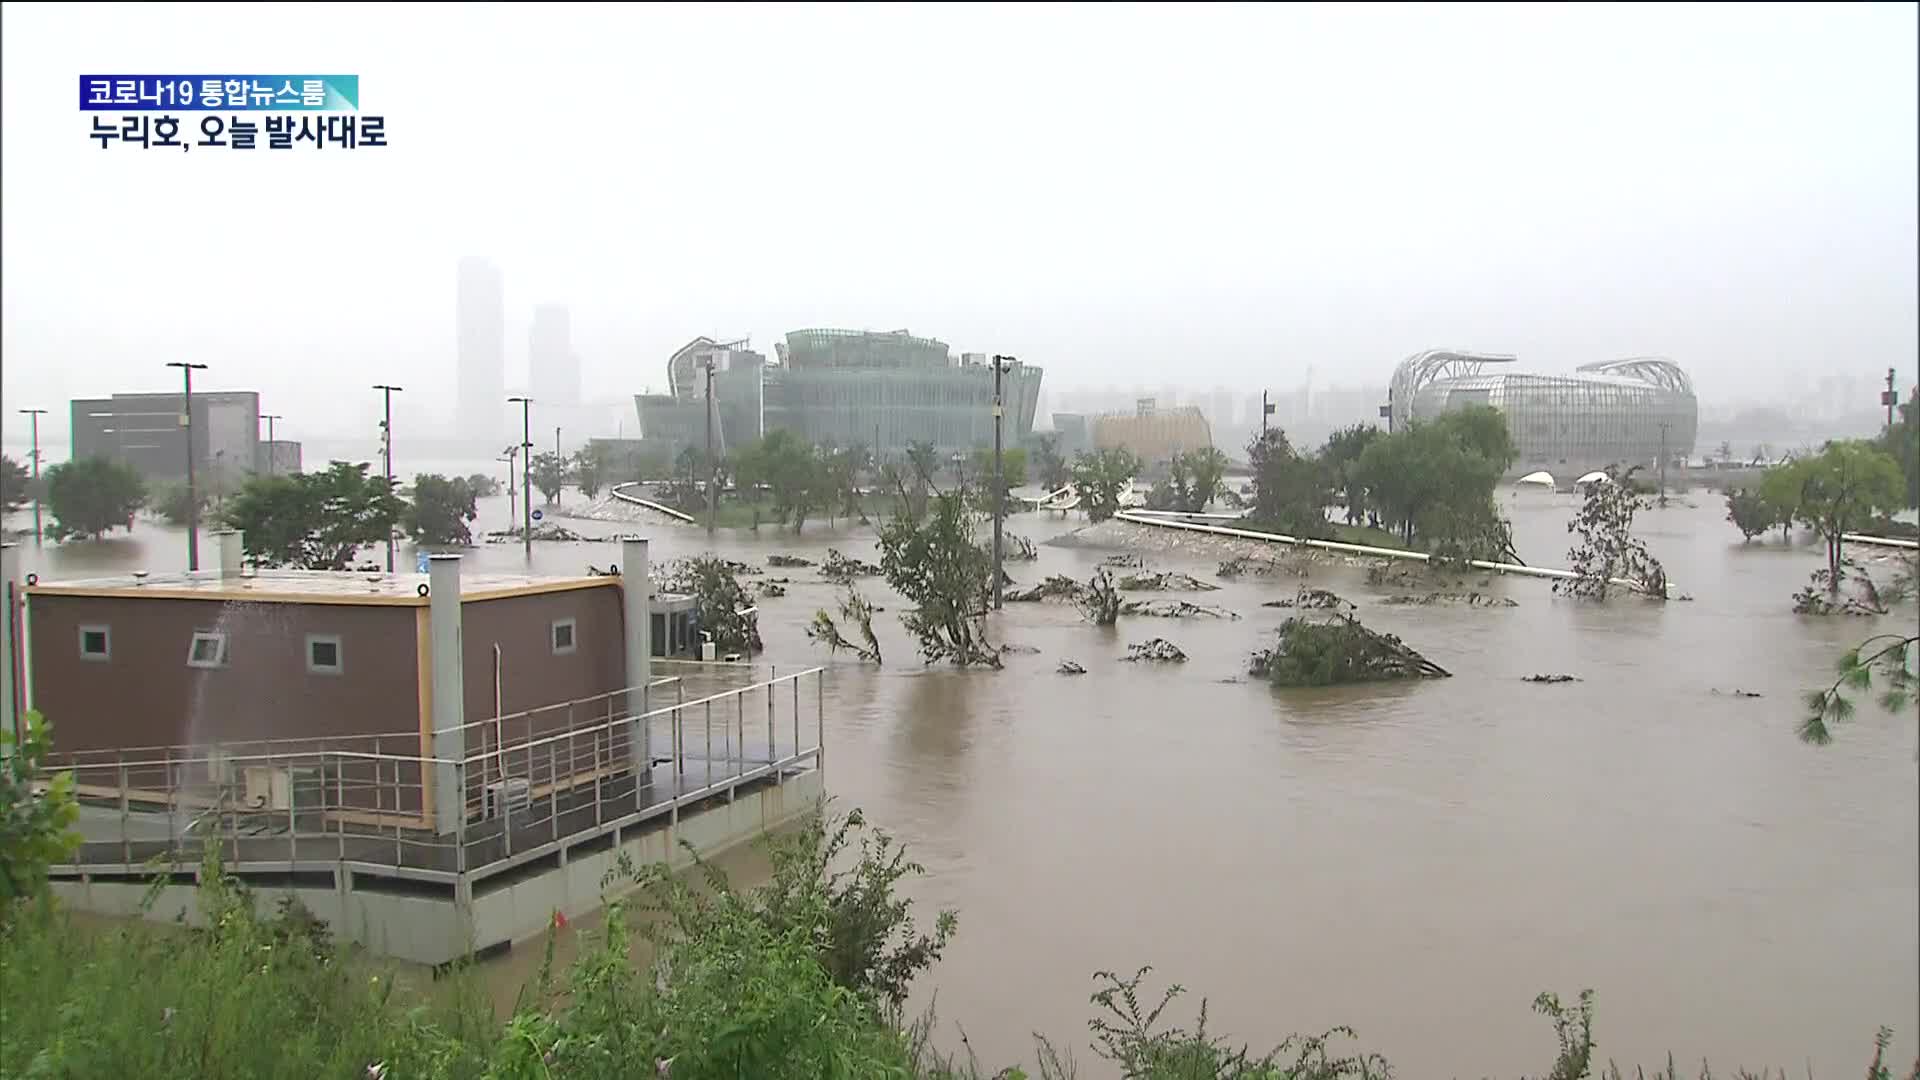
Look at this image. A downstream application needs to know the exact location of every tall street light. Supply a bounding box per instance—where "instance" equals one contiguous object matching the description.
[259,413,283,476]
[17,409,45,544]
[373,385,403,571]
[509,396,534,561]
[702,356,717,536]
[166,362,208,571]
[500,445,520,529]
[990,355,1017,610]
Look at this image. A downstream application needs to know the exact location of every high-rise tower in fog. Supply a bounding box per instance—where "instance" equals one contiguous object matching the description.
[529,304,581,409]
[456,256,505,445]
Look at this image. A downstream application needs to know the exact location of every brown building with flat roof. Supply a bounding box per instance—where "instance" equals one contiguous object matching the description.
[17,542,701,832]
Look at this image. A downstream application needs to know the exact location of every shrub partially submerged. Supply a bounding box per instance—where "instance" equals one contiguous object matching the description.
[1250,613,1450,686]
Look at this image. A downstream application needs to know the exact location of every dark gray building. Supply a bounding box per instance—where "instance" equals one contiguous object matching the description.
[71,391,261,484]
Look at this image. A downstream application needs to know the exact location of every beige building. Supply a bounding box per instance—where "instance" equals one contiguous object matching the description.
[1091,399,1213,463]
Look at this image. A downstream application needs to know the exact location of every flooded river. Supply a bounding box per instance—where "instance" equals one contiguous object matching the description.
[9,481,1916,1076]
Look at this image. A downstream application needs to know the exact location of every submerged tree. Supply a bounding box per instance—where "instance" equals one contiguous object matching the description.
[404,473,480,547]
[1071,447,1142,524]
[1032,434,1070,492]
[43,458,146,542]
[1772,441,1905,593]
[877,490,1000,667]
[221,461,403,570]
[571,444,608,499]
[0,454,29,516]
[807,586,883,665]
[1076,568,1122,626]
[529,451,570,505]
[1245,428,1331,539]
[1320,423,1383,526]
[662,555,762,655]
[1725,485,1777,542]
[1158,447,1229,513]
[1250,612,1451,686]
[1557,466,1668,601]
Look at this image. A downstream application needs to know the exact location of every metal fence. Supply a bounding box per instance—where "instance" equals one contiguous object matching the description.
[46,664,826,884]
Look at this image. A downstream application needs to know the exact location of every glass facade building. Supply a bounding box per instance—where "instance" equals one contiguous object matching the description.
[639,329,1043,458]
[1388,351,1697,482]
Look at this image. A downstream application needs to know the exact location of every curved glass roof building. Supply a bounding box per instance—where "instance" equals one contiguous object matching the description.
[1388,350,1697,481]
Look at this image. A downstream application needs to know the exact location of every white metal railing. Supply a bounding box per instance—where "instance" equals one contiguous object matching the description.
[45,665,827,883]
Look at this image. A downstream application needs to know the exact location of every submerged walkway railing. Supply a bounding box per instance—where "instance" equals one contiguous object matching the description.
[45,663,826,885]
[1113,510,1675,595]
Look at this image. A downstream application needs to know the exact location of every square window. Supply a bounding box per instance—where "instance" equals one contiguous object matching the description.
[187,631,228,669]
[551,617,577,656]
[306,634,342,675]
[79,625,110,661]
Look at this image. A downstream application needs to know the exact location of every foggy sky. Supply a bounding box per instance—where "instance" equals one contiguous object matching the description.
[3,2,1915,445]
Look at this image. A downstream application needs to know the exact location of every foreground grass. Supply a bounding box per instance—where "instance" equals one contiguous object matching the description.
[2,810,1913,1080]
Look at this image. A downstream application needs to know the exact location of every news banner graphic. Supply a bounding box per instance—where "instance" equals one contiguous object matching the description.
[80,75,386,150]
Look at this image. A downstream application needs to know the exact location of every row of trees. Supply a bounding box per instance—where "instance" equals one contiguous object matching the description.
[1231,406,1520,562]
[1726,440,1908,589]
[19,455,510,566]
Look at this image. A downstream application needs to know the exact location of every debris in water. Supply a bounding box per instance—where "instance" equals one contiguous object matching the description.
[1006,575,1086,603]
[1711,688,1763,698]
[1101,554,1145,569]
[767,554,814,568]
[1056,660,1087,675]
[820,549,883,581]
[754,581,787,598]
[1122,638,1188,663]
[1522,674,1581,684]
[999,643,1042,655]
[1119,600,1240,620]
[1116,571,1221,593]
[1217,556,1307,580]
[1264,587,1354,611]
[1379,592,1517,608]
[484,522,604,544]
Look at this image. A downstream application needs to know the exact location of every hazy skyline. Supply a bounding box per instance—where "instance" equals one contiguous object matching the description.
[3,2,1915,446]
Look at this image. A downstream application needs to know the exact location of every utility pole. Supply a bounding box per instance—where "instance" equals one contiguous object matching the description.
[991,355,1016,610]
[554,426,561,458]
[259,413,282,476]
[373,385,403,571]
[703,357,717,536]
[1261,390,1272,435]
[1885,367,1898,429]
[166,362,209,571]
[509,397,534,560]
[17,409,45,544]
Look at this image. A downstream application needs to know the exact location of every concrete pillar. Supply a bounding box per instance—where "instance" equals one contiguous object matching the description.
[1,543,17,754]
[428,554,466,835]
[215,530,244,579]
[620,536,651,775]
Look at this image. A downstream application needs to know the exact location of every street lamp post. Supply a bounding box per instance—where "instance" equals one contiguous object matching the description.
[17,409,45,544]
[990,355,1017,610]
[702,357,717,536]
[166,362,209,571]
[509,396,534,560]
[259,413,283,476]
[373,385,404,571]
[501,446,519,528]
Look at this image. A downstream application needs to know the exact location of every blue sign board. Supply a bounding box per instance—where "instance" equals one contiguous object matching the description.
[531,509,544,522]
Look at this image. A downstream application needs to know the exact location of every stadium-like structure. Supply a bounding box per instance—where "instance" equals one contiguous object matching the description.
[1387,349,1697,483]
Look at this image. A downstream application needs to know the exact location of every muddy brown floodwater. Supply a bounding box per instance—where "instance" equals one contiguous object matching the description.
[12,484,1916,1077]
